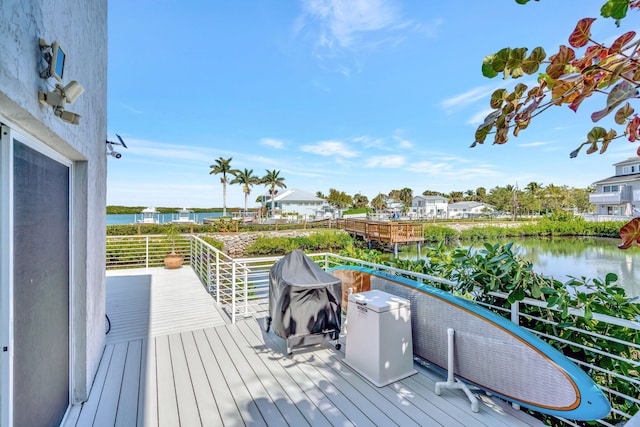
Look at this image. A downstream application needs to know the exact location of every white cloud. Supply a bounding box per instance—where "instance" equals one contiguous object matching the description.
[122,138,221,163]
[440,85,497,112]
[260,138,285,149]
[300,140,359,157]
[365,155,405,168]
[397,139,412,149]
[466,107,496,126]
[520,141,550,147]
[302,0,402,49]
[406,159,500,178]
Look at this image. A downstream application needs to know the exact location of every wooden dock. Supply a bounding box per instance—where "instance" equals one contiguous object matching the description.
[336,219,425,255]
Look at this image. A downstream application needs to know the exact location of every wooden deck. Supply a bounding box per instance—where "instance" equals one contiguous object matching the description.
[336,219,425,245]
[65,267,545,427]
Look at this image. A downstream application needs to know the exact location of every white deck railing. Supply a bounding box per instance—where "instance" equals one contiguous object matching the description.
[106,234,640,425]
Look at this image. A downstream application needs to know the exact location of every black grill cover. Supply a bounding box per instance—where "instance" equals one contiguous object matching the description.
[269,250,342,340]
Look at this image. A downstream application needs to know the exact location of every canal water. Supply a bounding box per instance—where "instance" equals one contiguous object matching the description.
[400,236,640,298]
[106,212,222,226]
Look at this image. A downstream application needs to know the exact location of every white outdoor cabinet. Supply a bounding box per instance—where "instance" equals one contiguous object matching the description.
[344,290,417,387]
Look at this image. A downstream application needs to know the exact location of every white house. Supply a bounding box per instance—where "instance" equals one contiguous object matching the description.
[1,1,107,426]
[447,201,494,219]
[267,188,329,220]
[590,158,640,217]
[411,195,449,219]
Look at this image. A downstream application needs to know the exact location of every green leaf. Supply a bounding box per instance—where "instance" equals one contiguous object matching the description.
[531,282,542,298]
[514,0,530,4]
[584,305,593,322]
[482,56,499,78]
[600,0,629,20]
[541,286,557,295]
[605,272,618,284]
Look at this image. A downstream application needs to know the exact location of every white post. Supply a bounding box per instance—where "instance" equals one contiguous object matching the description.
[215,252,220,304]
[510,302,521,411]
[435,328,479,413]
[244,268,249,316]
[145,236,149,269]
[231,262,236,324]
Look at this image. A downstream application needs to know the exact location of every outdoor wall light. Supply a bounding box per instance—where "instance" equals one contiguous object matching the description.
[39,38,66,82]
[39,81,84,125]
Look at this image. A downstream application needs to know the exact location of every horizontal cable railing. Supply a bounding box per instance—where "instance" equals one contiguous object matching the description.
[107,234,639,425]
[106,235,191,269]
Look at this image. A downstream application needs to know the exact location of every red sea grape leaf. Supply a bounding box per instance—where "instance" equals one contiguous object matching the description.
[618,217,640,249]
[569,18,597,48]
[626,116,640,142]
[591,81,639,122]
[600,129,617,153]
[610,31,636,53]
[569,79,597,112]
[615,102,635,125]
[552,80,579,105]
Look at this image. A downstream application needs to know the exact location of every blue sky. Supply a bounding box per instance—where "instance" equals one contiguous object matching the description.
[107,0,640,208]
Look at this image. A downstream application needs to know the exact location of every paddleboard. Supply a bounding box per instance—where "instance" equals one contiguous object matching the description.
[329,266,611,421]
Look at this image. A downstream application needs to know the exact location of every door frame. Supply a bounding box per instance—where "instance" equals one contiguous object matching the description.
[0,122,74,427]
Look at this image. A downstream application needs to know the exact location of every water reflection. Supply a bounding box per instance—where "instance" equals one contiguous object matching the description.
[399,237,640,298]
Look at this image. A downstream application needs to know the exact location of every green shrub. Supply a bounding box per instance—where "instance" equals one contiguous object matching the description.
[422,225,458,242]
[383,243,639,425]
[246,231,353,256]
[199,236,224,251]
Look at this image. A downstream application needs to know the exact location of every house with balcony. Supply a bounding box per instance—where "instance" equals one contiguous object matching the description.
[411,195,449,219]
[590,157,640,217]
[447,201,494,219]
[265,188,331,220]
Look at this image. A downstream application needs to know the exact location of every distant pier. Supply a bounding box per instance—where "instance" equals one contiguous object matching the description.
[335,219,425,257]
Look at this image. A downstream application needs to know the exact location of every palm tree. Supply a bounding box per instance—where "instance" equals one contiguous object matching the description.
[261,169,287,217]
[209,157,239,217]
[231,168,260,215]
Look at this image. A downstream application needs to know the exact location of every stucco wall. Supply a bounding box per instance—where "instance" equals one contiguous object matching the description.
[0,0,108,402]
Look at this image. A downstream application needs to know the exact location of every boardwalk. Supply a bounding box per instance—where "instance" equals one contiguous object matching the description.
[64,267,545,427]
[336,219,425,245]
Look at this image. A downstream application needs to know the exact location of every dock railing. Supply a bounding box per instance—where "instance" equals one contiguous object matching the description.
[106,234,639,425]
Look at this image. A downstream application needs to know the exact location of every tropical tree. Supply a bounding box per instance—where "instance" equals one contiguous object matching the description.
[448,191,464,203]
[352,193,369,209]
[209,157,239,217]
[389,188,413,213]
[476,187,487,202]
[371,193,388,212]
[231,168,260,214]
[525,182,544,196]
[261,169,287,217]
[327,188,353,210]
[475,1,640,158]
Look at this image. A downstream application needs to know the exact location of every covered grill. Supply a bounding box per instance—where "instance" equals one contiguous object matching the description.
[265,250,342,354]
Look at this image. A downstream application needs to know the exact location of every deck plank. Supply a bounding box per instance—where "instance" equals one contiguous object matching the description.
[168,333,202,426]
[180,331,224,427]
[235,321,347,427]
[229,322,327,427]
[216,325,300,427]
[244,319,393,427]
[115,339,142,427]
[191,329,244,426]
[93,342,128,427]
[203,327,268,427]
[155,335,180,425]
[74,345,114,426]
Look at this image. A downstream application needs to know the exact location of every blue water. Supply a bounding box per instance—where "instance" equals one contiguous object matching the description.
[106,212,222,225]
